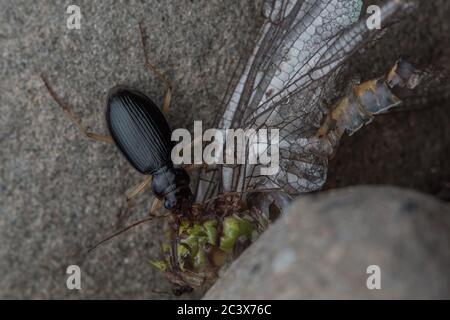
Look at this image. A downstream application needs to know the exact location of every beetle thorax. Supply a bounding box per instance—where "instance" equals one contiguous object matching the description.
[151,165,193,214]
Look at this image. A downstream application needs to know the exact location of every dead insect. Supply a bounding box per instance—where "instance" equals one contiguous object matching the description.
[195,0,425,205]
[313,57,424,157]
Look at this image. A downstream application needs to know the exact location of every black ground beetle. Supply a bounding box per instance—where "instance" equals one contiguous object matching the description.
[41,22,196,242]
[106,85,193,214]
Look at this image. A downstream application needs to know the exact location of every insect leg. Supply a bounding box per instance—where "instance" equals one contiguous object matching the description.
[138,22,172,114]
[115,175,154,227]
[87,213,169,253]
[149,198,162,216]
[125,176,152,202]
[118,187,161,226]
[41,75,113,144]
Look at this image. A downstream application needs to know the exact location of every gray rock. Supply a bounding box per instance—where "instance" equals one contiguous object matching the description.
[204,186,450,299]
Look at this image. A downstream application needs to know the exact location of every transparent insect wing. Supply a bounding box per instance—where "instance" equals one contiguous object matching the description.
[195,0,409,202]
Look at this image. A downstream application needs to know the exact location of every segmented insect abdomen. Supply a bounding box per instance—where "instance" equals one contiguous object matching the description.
[316,59,422,156]
[106,86,173,174]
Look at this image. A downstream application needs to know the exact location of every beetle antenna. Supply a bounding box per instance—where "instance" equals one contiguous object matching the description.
[87,214,168,253]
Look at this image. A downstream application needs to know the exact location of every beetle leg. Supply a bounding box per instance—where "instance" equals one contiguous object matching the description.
[41,75,114,144]
[125,176,152,202]
[149,198,162,216]
[160,78,172,115]
[115,175,154,227]
[138,21,173,114]
[87,213,169,253]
